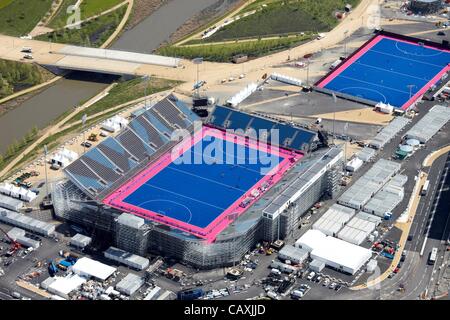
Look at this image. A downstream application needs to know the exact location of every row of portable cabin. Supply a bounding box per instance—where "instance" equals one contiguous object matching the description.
[7,227,41,249]
[312,204,382,245]
[0,194,24,211]
[0,209,55,236]
[338,159,401,210]
[404,105,450,143]
[369,117,411,150]
[104,246,150,271]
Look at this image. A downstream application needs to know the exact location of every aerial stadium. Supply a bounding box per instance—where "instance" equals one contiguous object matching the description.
[52,95,344,269]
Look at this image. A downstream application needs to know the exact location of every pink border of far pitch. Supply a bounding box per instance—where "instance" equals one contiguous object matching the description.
[316,35,450,110]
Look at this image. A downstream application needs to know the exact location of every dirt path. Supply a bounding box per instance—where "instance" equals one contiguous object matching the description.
[101,0,134,48]
[63,0,130,31]
[29,0,64,37]
[181,33,305,47]
[175,0,255,46]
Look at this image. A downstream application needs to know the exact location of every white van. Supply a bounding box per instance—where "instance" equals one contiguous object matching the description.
[270,268,282,276]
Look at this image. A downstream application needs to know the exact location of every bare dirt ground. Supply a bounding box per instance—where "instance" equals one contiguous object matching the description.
[164,0,246,46]
[126,0,170,30]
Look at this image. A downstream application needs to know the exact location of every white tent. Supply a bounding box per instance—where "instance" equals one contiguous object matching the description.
[0,183,13,195]
[60,148,78,161]
[376,102,394,114]
[346,157,363,172]
[270,73,302,87]
[0,183,35,201]
[10,185,21,198]
[296,230,372,275]
[72,257,116,281]
[51,154,71,168]
[295,229,326,251]
[20,189,37,202]
[226,83,257,107]
[51,148,79,167]
[102,115,129,132]
[48,274,87,299]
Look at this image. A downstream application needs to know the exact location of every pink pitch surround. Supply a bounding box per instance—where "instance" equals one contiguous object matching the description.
[103,126,302,243]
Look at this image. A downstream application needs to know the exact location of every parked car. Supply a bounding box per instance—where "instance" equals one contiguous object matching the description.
[306,271,315,281]
[329,282,337,290]
[400,251,407,262]
[322,278,331,287]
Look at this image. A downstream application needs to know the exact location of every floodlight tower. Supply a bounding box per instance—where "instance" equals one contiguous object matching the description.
[192,57,203,98]
[343,30,349,56]
[407,84,416,100]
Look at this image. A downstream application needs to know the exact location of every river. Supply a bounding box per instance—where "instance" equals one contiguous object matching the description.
[0,0,224,154]
[112,0,224,52]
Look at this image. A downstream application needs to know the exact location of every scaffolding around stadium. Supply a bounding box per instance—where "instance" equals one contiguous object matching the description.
[52,95,346,268]
[53,145,343,268]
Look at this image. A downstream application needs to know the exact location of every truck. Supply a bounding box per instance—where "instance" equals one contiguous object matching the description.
[329,59,342,70]
[428,247,438,265]
[291,289,304,299]
[177,288,204,300]
[48,260,58,277]
[421,180,429,196]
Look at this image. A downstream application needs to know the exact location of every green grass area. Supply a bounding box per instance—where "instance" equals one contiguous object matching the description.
[207,0,360,42]
[0,59,53,99]
[0,0,14,10]
[159,34,312,62]
[36,5,126,47]
[0,126,39,173]
[64,77,181,125]
[0,0,53,36]
[80,0,124,19]
[47,0,124,29]
[47,0,78,29]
